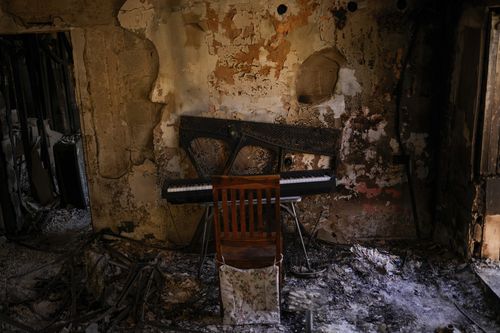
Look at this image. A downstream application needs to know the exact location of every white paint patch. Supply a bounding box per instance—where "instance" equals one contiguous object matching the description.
[317,106,331,126]
[367,121,387,143]
[340,119,354,160]
[316,94,346,124]
[337,164,366,188]
[337,68,362,96]
[407,133,428,156]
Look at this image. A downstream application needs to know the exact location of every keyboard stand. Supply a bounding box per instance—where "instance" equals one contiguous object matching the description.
[280,200,311,270]
[197,196,319,278]
[197,205,213,278]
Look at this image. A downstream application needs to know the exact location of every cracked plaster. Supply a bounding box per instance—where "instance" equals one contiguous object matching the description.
[0,0,439,243]
[115,0,437,241]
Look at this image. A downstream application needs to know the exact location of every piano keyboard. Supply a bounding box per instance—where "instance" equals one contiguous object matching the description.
[167,184,212,193]
[166,175,331,193]
[162,170,336,204]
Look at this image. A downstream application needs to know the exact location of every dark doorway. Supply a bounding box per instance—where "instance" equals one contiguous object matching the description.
[0,32,89,235]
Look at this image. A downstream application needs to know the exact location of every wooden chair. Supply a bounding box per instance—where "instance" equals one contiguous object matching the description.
[212,174,283,282]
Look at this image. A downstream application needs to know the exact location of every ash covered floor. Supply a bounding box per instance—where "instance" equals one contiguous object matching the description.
[0,219,499,333]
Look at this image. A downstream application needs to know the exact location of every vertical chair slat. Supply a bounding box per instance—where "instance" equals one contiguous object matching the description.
[248,190,254,237]
[274,188,281,231]
[265,188,272,236]
[239,189,246,237]
[213,188,221,260]
[274,188,281,256]
[231,189,237,238]
[221,189,229,239]
[257,189,263,235]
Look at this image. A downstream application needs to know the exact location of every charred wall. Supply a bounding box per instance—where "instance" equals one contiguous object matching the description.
[434,2,500,260]
[0,1,460,245]
[433,4,483,257]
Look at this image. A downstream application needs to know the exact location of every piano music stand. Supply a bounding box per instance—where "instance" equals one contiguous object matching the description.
[197,196,320,278]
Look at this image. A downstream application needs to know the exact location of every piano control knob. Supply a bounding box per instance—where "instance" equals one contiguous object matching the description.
[284,156,293,167]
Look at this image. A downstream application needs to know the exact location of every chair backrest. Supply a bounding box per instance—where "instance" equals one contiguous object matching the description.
[211,175,281,268]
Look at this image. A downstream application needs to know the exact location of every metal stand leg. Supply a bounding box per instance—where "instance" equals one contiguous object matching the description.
[281,201,325,278]
[197,206,211,278]
[290,202,312,271]
[305,309,314,333]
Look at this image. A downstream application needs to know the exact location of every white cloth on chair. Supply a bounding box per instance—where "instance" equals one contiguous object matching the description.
[219,264,280,325]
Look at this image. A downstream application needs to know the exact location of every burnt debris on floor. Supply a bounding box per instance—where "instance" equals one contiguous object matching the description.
[1,223,499,333]
[1,1,500,332]
[0,32,89,237]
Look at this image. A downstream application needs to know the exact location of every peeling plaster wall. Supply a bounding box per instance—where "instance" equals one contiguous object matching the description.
[0,0,202,244]
[0,0,454,244]
[117,0,447,242]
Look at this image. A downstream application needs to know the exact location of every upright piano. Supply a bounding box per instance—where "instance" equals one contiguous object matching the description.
[161,115,341,203]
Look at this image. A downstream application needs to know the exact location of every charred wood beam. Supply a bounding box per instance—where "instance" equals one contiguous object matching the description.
[58,32,80,134]
[38,33,79,135]
[11,50,35,194]
[41,35,71,134]
[0,89,23,233]
[15,49,55,203]
[32,35,56,191]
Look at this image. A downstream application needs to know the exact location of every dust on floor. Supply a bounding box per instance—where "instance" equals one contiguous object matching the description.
[0,219,499,333]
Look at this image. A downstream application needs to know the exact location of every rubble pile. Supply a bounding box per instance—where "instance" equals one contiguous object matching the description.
[1,227,499,332]
[0,232,205,332]
[281,241,500,332]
